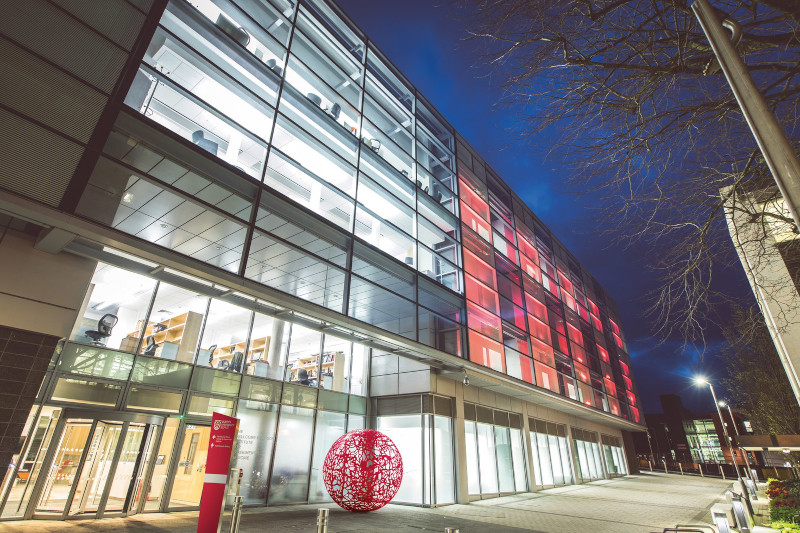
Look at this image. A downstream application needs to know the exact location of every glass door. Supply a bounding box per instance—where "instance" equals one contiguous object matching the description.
[31,412,164,519]
[36,419,94,514]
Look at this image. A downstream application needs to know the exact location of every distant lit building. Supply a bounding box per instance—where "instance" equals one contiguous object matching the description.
[0,0,642,521]
[634,394,748,466]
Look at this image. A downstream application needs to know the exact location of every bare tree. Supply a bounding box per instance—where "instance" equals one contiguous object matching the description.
[457,0,800,341]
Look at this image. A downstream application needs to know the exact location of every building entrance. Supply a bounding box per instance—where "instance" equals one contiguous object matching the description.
[29,410,163,520]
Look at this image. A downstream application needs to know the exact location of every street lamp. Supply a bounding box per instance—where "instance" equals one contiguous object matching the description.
[693,377,746,484]
[719,400,758,490]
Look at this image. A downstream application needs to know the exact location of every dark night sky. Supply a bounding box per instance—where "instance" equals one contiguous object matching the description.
[334,0,752,413]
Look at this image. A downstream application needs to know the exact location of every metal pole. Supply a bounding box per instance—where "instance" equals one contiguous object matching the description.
[692,0,800,231]
[648,459,653,472]
[317,508,329,533]
[229,496,243,533]
[699,462,704,477]
[725,404,754,483]
[679,462,684,475]
[664,460,669,475]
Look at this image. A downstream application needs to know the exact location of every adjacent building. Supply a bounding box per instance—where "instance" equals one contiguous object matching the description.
[0,0,643,521]
[723,184,800,406]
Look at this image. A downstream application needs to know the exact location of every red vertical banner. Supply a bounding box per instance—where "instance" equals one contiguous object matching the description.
[197,412,238,533]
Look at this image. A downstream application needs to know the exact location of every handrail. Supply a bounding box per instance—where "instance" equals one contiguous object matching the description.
[662,528,713,533]
[675,525,716,533]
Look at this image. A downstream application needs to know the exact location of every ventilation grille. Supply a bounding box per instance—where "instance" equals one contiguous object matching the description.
[0,108,82,206]
[1,0,129,94]
[50,0,146,51]
[0,37,107,144]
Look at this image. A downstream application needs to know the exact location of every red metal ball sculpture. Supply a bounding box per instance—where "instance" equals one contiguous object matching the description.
[322,429,403,512]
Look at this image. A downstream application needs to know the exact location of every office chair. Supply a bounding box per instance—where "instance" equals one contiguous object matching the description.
[265,58,283,77]
[144,335,157,356]
[329,103,341,120]
[85,314,118,345]
[218,359,231,370]
[307,93,323,107]
[230,351,244,372]
[206,344,218,365]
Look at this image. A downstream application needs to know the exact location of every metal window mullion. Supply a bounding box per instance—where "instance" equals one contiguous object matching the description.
[60,419,99,519]
[239,2,301,278]
[96,422,130,518]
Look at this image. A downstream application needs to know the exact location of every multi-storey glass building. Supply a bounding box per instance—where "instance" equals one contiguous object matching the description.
[0,0,643,521]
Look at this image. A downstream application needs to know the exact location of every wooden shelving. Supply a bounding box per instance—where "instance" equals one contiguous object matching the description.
[128,311,203,363]
[287,351,345,389]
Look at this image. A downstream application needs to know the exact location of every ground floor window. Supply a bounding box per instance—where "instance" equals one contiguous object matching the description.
[572,427,604,482]
[601,434,627,476]
[464,404,527,498]
[529,418,573,487]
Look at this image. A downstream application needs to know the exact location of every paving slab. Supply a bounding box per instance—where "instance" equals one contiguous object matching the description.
[0,472,733,533]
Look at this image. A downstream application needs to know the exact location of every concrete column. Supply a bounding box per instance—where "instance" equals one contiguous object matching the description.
[521,402,537,491]
[452,380,470,504]
[266,319,286,380]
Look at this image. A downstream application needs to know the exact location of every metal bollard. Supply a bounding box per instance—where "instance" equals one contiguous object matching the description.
[445,529,461,533]
[699,463,704,477]
[679,463,684,475]
[317,508,330,533]
[663,461,668,475]
[229,496,243,533]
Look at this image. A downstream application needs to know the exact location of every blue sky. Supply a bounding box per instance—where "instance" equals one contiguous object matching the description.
[334,0,744,412]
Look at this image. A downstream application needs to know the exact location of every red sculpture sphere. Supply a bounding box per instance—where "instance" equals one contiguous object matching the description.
[322,429,403,512]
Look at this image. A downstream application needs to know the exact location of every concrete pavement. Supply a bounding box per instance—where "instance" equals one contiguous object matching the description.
[0,473,733,533]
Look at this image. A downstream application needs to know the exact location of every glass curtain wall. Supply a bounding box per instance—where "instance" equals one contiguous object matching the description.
[463,404,527,498]
[74,0,638,422]
[684,419,725,464]
[571,428,605,482]
[529,418,573,487]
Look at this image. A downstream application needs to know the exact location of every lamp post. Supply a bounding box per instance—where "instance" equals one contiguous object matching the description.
[693,378,746,485]
[718,401,755,482]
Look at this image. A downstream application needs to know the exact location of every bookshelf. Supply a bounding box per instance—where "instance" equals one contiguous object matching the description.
[129,311,203,363]
[288,351,345,389]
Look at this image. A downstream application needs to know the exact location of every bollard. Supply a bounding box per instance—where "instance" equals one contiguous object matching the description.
[648,460,653,472]
[229,496,243,533]
[679,463,683,475]
[663,461,668,475]
[445,529,461,533]
[317,508,330,533]
[721,466,726,480]
[699,463,704,477]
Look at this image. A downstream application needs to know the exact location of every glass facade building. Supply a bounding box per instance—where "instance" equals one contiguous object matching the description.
[0,0,643,521]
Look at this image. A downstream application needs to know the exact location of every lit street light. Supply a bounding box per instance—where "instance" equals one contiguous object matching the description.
[693,377,748,494]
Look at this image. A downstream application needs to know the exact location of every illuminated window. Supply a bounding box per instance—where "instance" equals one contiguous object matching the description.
[530,337,555,366]
[534,361,558,392]
[465,274,499,315]
[467,301,501,341]
[463,249,496,290]
[528,315,551,344]
[468,329,505,372]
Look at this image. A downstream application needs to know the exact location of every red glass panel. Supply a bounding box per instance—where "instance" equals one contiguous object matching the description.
[503,325,530,355]
[555,333,569,355]
[591,313,603,332]
[520,255,541,283]
[574,361,590,383]
[460,202,492,243]
[566,323,584,346]
[620,360,630,376]
[530,337,555,366]
[465,274,499,315]
[630,405,640,423]
[494,233,518,264]
[600,362,613,381]
[459,178,489,220]
[570,342,587,365]
[534,361,558,392]
[528,315,551,344]
[596,344,609,362]
[497,277,524,308]
[562,293,577,312]
[609,318,620,335]
[516,231,539,263]
[463,249,496,290]
[467,301,502,341]
[623,375,633,391]
[604,377,617,397]
[542,274,559,297]
[587,298,599,316]
[614,333,623,349]
[577,304,589,323]
[462,225,494,265]
[609,396,620,416]
[578,382,594,406]
[626,390,637,406]
[525,293,547,321]
[557,270,574,295]
[468,329,505,372]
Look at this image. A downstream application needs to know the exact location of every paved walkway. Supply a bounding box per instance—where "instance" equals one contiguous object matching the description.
[0,473,733,533]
